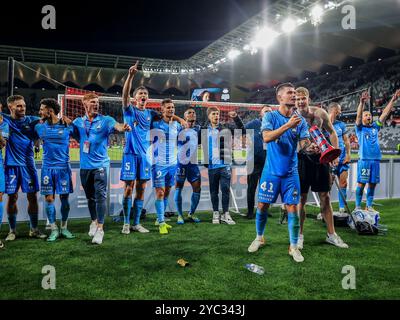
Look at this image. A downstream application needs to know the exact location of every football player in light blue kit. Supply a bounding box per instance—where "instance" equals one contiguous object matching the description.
[247,83,311,263]
[121,63,186,235]
[120,62,159,235]
[35,98,75,242]
[355,89,399,212]
[73,93,131,244]
[0,111,10,249]
[151,98,184,234]
[175,108,201,225]
[1,95,47,241]
[328,102,351,214]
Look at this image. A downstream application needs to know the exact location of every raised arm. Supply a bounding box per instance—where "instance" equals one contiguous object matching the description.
[262,115,301,143]
[356,91,370,127]
[223,111,244,133]
[122,61,139,108]
[379,89,400,124]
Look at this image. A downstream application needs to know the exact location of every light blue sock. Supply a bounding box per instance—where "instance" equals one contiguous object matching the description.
[155,199,165,223]
[164,198,169,213]
[338,187,347,210]
[0,202,3,231]
[133,199,144,225]
[190,192,201,215]
[255,208,268,236]
[174,188,183,217]
[45,202,56,225]
[366,187,376,208]
[8,213,17,231]
[356,185,364,208]
[60,197,70,222]
[123,197,132,224]
[288,212,300,246]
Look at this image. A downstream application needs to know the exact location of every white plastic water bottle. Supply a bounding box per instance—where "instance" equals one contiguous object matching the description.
[245,263,265,275]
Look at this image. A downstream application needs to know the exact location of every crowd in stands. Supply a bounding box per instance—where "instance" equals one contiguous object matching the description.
[246,55,400,113]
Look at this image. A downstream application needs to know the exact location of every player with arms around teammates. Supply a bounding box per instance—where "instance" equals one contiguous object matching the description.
[121,62,186,235]
[72,93,131,245]
[151,98,185,234]
[1,95,46,241]
[175,108,202,225]
[34,98,75,242]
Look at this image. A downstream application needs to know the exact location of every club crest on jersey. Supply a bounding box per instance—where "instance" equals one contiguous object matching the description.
[293,189,298,198]
[147,117,150,121]
[58,129,64,135]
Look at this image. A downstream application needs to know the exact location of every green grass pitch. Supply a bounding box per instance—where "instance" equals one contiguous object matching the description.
[0,198,399,299]
[31,148,400,163]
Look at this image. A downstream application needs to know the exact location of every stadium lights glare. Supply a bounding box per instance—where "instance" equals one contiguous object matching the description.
[251,26,280,48]
[227,49,241,60]
[310,4,324,26]
[325,1,338,10]
[282,17,297,33]
[243,44,251,51]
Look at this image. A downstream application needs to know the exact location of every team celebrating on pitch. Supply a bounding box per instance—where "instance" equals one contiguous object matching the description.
[0,62,399,263]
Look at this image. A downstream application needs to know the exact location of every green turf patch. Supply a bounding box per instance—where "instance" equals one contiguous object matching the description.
[1,199,399,299]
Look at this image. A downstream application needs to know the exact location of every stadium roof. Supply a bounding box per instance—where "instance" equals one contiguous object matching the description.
[0,0,399,87]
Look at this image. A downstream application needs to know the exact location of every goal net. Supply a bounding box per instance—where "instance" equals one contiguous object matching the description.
[59,87,271,215]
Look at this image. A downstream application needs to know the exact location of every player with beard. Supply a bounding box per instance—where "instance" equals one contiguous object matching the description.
[1,95,46,241]
[175,108,202,224]
[355,89,400,211]
[328,102,351,215]
[35,99,75,241]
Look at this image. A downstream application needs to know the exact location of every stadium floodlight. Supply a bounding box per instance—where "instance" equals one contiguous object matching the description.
[227,49,241,60]
[282,17,297,33]
[251,26,280,48]
[310,4,324,26]
[325,1,337,10]
[243,44,251,51]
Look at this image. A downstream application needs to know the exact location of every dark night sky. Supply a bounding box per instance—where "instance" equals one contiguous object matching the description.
[1,0,271,59]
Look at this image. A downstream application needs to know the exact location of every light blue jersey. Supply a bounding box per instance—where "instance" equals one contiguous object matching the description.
[35,121,74,169]
[0,121,9,193]
[1,114,40,167]
[72,115,116,169]
[123,105,159,156]
[0,121,10,165]
[207,126,227,170]
[151,119,182,166]
[333,120,347,163]
[355,122,382,161]
[177,125,200,165]
[261,110,309,177]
